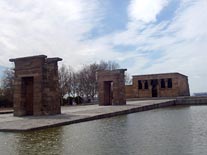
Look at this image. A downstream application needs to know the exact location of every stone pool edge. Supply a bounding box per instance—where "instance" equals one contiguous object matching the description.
[1,96,207,132]
[0,100,176,132]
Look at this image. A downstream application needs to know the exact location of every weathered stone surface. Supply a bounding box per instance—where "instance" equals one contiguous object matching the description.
[125,72,190,98]
[10,55,62,116]
[97,69,127,105]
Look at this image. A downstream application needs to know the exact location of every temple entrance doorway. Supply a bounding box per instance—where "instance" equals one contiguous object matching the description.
[104,81,113,105]
[22,77,34,115]
[151,79,158,97]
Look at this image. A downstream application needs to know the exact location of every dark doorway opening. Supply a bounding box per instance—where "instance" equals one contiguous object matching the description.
[151,79,158,97]
[22,77,34,115]
[104,81,113,105]
[138,80,142,89]
[144,80,148,89]
[161,79,165,88]
[168,78,172,88]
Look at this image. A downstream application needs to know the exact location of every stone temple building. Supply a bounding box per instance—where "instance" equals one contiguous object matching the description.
[97,69,127,105]
[10,55,62,116]
[125,73,190,98]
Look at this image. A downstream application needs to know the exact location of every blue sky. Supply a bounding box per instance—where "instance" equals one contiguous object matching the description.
[0,0,207,93]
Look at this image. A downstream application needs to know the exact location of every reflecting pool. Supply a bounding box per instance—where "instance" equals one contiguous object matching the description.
[1,106,207,155]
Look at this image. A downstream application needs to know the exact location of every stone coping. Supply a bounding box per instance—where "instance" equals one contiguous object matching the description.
[9,55,47,62]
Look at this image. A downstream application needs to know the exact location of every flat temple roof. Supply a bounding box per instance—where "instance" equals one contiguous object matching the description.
[132,72,188,78]
[9,55,47,62]
[9,55,62,62]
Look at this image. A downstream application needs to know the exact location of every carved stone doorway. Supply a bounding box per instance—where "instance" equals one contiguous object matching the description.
[22,77,34,115]
[104,81,113,105]
[151,79,158,97]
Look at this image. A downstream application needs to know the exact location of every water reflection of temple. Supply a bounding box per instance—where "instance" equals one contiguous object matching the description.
[14,127,64,155]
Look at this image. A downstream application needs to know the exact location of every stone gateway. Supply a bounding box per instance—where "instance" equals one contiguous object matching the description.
[97,69,127,106]
[10,55,62,116]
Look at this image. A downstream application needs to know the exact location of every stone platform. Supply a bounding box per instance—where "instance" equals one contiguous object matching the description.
[0,99,176,132]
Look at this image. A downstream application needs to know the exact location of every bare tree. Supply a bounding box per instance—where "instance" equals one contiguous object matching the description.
[1,68,14,106]
[88,63,99,100]
[76,63,99,101]
[98,60,120,70]
[69,71,78,97]
[125,72,132,85]
[58,64,70,104]
[66,66,76,97]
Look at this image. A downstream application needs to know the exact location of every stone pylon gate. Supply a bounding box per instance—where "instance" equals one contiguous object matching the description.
[97,69,127,105]
[10,55,62,116]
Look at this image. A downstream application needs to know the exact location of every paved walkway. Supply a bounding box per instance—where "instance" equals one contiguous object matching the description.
[0,108,13,114]
[0,99,175,132]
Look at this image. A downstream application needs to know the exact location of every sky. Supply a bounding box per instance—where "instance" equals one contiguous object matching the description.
[0,0,207,94]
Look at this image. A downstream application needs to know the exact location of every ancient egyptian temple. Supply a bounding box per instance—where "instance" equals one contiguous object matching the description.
[10,55,62,116]
[125,73,190,98]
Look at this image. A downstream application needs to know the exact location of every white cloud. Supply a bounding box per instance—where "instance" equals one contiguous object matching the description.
[0,0,206,93]
[0,0,104,68]
[169,0,207,40]
[128,0,169,23]
[110,0,207,93]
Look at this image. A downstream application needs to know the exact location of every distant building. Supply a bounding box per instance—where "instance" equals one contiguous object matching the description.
[125,73,190,98]
[194,92,207,97]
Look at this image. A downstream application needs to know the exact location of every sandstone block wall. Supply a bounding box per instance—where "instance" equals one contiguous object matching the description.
[10,55,62,116]
[126,73,190,99]
[97,69,127,105]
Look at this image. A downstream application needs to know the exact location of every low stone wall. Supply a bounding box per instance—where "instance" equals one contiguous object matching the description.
[176,96,207,105]
[127,96,207,105]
